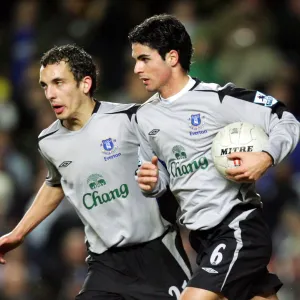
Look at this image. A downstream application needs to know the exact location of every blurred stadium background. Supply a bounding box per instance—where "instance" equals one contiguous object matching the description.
[0,0,300,299]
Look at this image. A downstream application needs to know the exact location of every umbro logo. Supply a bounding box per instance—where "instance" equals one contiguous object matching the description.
[59,161,72,168]
[202,267,218,274]
[148,129,160,136]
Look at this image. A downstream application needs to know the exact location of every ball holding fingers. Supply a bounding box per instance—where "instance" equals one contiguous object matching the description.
[211,122,269,178]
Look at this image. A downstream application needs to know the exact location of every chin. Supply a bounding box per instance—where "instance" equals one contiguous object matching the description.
[56,113,68,120]
[145,86,156,93]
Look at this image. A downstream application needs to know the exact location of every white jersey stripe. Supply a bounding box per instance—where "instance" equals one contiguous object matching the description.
[162,230,192,279]
[221,208,256,290]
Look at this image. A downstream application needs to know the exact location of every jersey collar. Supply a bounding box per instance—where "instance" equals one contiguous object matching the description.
[92,99,101,114]
[189,78,201,91]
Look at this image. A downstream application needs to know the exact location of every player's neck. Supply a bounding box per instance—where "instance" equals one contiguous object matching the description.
[63,98,96,131]
[159,73,189,99]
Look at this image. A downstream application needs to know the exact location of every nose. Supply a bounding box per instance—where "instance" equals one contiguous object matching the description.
[45,85,56,100]
[134,61,143,74]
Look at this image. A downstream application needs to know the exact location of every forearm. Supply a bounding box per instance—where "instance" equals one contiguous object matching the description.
[12,182,64,239]
[263,112,300,165]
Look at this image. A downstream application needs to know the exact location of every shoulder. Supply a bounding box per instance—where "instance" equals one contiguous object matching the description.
[38,120,61,143]
[199,81,286,118]
[213,83,284,113]
[193,81,233,93]
[141,93,160,108]
[136,93,160,114]
[99,101,140,120]
[195,81,281,107]
[213,83,264,103]
[193,81,238,100]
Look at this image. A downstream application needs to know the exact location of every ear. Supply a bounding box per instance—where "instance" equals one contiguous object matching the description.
[81,76,93,94]
[166,50,179,67]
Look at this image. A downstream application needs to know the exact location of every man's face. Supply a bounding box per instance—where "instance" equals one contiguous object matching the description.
[132,43,172,93]
[39,61,83,120]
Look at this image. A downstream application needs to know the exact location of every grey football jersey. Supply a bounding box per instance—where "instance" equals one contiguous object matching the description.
[136,80,300,231]
[38,101,168,254]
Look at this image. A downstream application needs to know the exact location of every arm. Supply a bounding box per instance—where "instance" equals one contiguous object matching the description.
[132,113,170,196]
[12,183,64,238]
[0,139,65,264]
[0,183,64,264]
[260,110,299,165]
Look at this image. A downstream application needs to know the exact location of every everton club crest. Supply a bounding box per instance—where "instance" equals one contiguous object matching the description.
[188,113,205,131]
[100,138,118,155]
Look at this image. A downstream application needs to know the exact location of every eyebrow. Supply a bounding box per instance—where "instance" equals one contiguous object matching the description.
[136,54,150,60]
[39,77,64,86]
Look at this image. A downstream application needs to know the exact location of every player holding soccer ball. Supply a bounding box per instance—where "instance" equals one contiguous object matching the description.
[129,14,300,300]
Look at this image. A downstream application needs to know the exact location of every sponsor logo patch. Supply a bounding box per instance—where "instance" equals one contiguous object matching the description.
[172,145,187,160]
[254,91,278,107]
[87,174,106,190]
[169,146,209,178]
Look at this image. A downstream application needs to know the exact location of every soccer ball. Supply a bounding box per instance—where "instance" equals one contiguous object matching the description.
[211,122,269,178]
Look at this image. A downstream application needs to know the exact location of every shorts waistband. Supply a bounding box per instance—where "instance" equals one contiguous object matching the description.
[86,225,174,256]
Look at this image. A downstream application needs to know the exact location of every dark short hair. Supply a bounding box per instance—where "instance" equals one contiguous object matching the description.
[128,14,193,72]
[40,44,98,96]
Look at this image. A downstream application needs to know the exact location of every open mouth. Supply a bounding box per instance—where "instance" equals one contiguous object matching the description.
[52,105,65,114]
